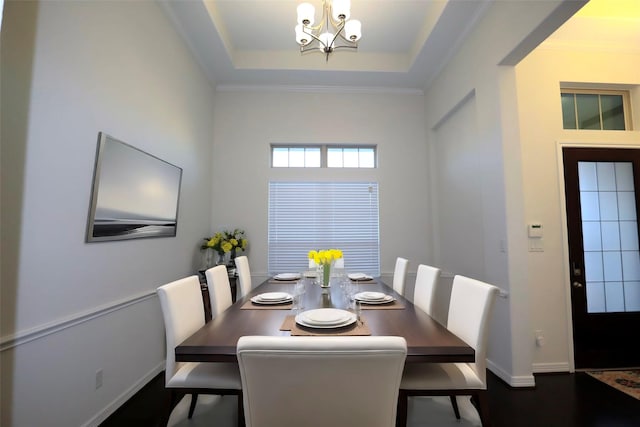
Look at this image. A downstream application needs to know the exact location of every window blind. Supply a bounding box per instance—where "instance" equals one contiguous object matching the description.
[268,182,380,276]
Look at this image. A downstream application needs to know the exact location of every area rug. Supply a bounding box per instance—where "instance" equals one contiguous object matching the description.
[586,370,640,400]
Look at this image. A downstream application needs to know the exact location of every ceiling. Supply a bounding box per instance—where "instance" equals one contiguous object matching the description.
[160,0,640,91]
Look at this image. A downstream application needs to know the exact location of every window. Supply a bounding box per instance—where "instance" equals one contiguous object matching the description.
[561,90,630,130]
[327,147,375,168]
[268,182,380,275]
[271,145,376,168]
[272,146,321,167]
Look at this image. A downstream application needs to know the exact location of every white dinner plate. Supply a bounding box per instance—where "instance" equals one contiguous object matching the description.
[273,273,301,281]
[251,296,293,305]
[296,309,356,329]
[348,273,374,281]
[257,292,291,301]
[251,292,293,304]
[355,291,386,301]
[355,295,395,305]
[301,308,352,325]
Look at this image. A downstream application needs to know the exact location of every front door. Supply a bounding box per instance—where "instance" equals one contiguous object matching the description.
[563,147,640,369]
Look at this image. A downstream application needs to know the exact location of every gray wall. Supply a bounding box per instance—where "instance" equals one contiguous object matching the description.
[1,1,215,425]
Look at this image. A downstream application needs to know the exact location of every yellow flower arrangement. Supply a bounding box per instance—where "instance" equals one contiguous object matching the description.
[308,249,343,287]
[308,249,343,266]
[202,229,248,265]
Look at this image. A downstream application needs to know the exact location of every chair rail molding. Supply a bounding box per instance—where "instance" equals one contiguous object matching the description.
[0,290,157,352]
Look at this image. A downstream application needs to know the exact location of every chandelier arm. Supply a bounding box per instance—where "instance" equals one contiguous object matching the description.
[328,19,345,49]
[302,27,327,47]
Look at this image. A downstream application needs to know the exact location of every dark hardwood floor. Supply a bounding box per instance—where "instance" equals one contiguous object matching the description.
[100,370,640,427]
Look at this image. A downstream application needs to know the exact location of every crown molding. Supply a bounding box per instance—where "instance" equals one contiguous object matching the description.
[215,84,424,96]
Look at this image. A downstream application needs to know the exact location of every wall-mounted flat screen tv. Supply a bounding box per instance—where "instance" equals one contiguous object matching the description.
[86,132,183,242]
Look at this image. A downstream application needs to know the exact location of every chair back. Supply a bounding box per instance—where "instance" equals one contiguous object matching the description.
[156,276,205,384]
[392,257,409,295]
[234,255,252,299]
[205,265,233,318]
[237,336,407,427]
[447,275,499,384]
[412,264,440,316]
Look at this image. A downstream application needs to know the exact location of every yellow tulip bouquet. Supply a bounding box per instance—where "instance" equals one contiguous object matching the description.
[308,249,343,287]
[202,229,248,266]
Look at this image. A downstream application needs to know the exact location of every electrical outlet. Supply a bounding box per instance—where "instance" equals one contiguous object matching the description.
[535,330,545,347]
[95,369,103,389]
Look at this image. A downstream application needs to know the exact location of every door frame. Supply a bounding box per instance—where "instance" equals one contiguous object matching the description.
[556,140,640,372]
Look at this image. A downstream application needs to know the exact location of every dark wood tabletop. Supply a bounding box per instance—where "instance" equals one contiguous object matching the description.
[175,277,474,364]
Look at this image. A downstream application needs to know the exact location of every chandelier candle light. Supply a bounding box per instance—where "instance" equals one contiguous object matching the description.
[295,0,362,61]
[309,249,343,287]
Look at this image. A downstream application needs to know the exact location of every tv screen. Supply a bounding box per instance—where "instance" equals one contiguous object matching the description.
[86,132,183,242]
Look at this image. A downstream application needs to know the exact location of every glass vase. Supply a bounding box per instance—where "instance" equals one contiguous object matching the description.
[216,252,227,266]
[317,262,332,287]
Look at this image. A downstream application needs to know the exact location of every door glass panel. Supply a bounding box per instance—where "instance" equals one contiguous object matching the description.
[578,162,598,190]
[580,192,600,220]
[605,282,625,311]
[617,192,637,220]
[615,163,633,191]
[579,161,640,313]
[598,192,619,220]
[586,282,606,313]
[625,282,640,311]
[584,252,604,281]
[622,251,640,280]
[620,222,639,250]
[603,252,622,281]
[582,222,602,251]
[600,222,620,251]
[596,163,616,190]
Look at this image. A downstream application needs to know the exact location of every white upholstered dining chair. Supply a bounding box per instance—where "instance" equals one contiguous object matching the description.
[237,336,407,427]
[156,275,242,426]
[234,255,252,299]
[392,257,410,296]
[205,265,233,319]
[398,275,500,427]
[412,263,441,316]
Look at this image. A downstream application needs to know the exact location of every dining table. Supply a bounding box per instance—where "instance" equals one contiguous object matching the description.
[175,275,474,364]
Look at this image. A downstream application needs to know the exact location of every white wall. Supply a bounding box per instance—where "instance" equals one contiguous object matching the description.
[515,47,640,372]
[422,0,583,386]
[210,88,431,289]
[1,1,215,425]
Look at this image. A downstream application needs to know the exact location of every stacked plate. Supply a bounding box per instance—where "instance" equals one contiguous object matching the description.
[295,308,356,329]
[273,273,301,281]
[354,291,394,305]
[348,273,374,281]
[250,292,293,305]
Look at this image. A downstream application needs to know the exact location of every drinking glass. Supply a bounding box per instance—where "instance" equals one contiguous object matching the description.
[293,278,306,314]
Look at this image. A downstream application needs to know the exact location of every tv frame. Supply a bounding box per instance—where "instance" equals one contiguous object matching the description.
[86,132,183,242]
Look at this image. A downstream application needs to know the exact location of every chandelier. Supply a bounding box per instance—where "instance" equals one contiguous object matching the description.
[294,0,362,61]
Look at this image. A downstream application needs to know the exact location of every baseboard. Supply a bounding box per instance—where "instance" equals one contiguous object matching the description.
[81,361,165,427]
[532,362,571,373]
[487,359,536,387]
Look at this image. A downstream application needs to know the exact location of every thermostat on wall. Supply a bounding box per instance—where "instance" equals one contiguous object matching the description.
[528,223,543,238]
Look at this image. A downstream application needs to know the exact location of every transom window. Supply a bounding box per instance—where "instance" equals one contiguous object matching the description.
[268,181,380,275]
[561,89,631,131]
[272,146,321,168]
[271,145,376,168]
